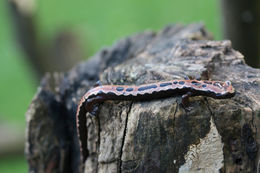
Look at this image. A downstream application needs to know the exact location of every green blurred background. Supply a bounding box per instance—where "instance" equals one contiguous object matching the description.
[0,0,220,172]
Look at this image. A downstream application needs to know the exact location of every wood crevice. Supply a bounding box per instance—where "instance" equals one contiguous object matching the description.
[118,101,133,173]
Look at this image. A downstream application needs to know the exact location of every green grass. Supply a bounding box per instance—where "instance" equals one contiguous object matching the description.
[37,0,221,56]
[0,0,221,172]
[0,156,28,173]
[0,1,37,124]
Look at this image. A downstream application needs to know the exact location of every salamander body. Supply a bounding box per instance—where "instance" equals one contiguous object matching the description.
[76,79,235,162]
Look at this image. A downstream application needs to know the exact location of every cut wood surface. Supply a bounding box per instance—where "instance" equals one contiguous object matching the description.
[25,23,260,173]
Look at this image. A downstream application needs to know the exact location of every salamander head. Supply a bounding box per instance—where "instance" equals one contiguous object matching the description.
[204,80,235,99]
[216,80,235,98]
[224,81,235,93]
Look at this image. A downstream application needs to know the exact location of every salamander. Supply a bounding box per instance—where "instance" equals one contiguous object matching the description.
[76,79,235,162]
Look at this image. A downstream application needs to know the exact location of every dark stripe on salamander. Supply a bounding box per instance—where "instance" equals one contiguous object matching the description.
[126,88,134,92]
[116,87,124,91]
[160,82,172,87]
[191,81,201,86]
[179,81,185,85]
[173,81,178,84]
[202,84,207,88]
[138,84,157,91]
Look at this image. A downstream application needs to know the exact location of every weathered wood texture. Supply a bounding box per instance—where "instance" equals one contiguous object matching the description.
[26,24,260,173]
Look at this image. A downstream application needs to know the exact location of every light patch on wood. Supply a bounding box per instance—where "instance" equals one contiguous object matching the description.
[179,117,224,173]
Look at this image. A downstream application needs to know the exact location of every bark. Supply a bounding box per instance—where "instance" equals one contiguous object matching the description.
[25,23,260,173]
[220,0,260,68]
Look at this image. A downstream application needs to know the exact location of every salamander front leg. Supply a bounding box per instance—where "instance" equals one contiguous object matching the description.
[89,103,100,116]
[180,92,193,112]
[181,92,193,106]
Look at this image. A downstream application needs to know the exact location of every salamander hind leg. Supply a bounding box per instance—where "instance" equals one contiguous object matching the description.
[85,96,104,116]
[89,104,100,116]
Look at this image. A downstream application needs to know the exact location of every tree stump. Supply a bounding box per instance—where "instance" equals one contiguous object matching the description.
[26,23,260,173]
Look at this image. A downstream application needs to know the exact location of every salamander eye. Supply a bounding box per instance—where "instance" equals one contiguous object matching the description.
[225,81,231,86]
